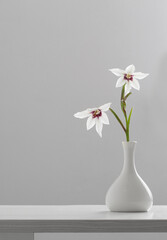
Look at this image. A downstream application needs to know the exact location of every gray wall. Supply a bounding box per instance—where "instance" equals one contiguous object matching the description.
[0,0,167,239]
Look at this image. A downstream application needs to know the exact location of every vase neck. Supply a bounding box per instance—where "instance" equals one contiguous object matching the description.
[122,141,137,174]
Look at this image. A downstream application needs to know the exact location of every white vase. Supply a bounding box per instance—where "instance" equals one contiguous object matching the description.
[105,141,153,212]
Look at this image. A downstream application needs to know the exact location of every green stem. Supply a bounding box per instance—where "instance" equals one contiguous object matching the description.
[109,108,126,133]
[126,108,133,142]
[120,85,132,142]
[125,115,129,141]
[124,114,129,141]
[126,123,129,141]
[121,100,129,141]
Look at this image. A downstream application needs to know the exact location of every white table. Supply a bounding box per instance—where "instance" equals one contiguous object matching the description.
[0,205,167,240]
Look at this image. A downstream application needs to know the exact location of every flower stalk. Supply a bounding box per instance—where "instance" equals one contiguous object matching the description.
[121,84,132,141]
[109,84,132,141]
[109,108,126,133]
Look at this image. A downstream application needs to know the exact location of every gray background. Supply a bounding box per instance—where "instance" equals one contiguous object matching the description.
[0,0,167,239]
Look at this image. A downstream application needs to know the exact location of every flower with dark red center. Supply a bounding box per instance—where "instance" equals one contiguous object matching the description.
[91,109,102,118]
[124,73,133,81]
[74,103,111,137]
[109,64,149,95]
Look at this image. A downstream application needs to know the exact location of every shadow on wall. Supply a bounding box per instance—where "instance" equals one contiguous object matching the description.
[146,54,167,190]
[133,55,167,205]
[151,54,167,141]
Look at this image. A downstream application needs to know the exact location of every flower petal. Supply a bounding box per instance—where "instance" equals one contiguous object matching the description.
[74,109,90,119]
[86,116,96,130]
[87,107,97,112]
[130,78,140,90]
[125,82,132,95]
[101,112,109,125]
[116,77,126,88]
[133,72,149,79]
[109,68,125,77]
[125,64,135,74]
[99,103,111,112]
[95,119,103,137]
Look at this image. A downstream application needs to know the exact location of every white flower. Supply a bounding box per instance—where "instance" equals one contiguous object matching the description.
[74,103,111,138]
[109,64,149,95]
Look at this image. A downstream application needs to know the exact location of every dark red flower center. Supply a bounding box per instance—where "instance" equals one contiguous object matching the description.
[91,109,102,119]
[124,73,133,81]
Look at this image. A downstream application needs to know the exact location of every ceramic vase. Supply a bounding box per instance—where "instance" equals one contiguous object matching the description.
[105,141,153,212]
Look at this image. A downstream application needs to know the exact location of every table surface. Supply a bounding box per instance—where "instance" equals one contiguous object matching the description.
[0,205,167,233]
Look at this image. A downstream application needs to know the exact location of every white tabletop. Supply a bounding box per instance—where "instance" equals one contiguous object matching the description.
[0,205,167,233]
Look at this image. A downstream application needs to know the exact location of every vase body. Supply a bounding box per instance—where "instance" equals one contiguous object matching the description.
[105,141,153,212]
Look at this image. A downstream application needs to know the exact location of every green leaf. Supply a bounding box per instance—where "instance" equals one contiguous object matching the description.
[127,108,133,126]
